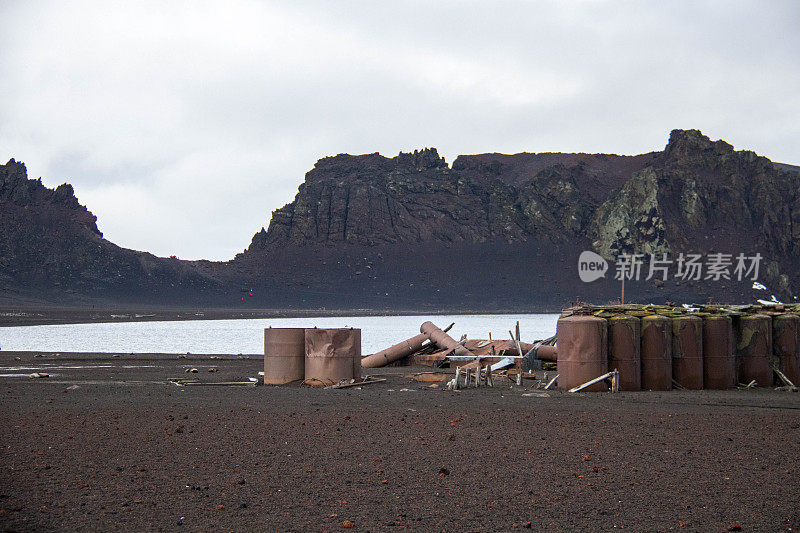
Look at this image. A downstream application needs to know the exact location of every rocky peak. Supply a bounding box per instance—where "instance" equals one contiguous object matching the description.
[0,158,101,236]
[304,147,448,184]
[0,158,30,188]
[394,148,448,170]
[663,129,734,162]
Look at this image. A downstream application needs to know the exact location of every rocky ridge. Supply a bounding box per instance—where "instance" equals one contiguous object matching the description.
[2,129,798,310]
[244,130,799,301]
[0,159,220,305]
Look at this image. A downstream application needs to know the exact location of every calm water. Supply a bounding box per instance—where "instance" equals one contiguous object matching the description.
[0,314,558,355]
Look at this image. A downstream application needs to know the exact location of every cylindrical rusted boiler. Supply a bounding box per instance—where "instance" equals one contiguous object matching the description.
[361,333,428,368]
[640,315,672,391]
[420,321,471,356]
[607,315,641,391]
[304,328,361,386]
[703,316,736,389]
[536,344,558,362]
[672,316,703,390]
[736,314,773,387]
[264,327,306,385]
[773,313,800,385]
[557,315,608,392]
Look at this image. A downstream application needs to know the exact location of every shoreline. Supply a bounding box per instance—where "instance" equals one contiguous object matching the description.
[0,306,562,327]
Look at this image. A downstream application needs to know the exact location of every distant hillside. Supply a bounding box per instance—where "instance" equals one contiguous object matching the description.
[2,129,799,311]
[238,129,800,309]
[774,162,800,175]
[0,159,221,306]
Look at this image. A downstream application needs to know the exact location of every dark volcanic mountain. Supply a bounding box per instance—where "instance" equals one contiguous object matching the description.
[238,129,800,310]
[3,129,799,311]
[0,159,221,306]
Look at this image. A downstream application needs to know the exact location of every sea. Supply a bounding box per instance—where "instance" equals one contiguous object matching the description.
[0,314,559,355]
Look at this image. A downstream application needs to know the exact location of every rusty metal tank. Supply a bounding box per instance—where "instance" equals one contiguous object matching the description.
[736,314,773,387]
[671,316,703,390]
[640,315,672,391]
[361,333,427,368]
[304,328,361,386]
[703,315,736,389]
[557,315,608,392]
[263,327,306,385]
[773,313,800,385]
[607,315,641,391]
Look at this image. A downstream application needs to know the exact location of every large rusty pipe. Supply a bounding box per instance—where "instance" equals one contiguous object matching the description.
[361,333,428,368]
[536,344,558,362]
[420,321,472,356]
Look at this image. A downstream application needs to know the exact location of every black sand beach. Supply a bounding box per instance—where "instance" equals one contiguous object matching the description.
[1,351,798,531]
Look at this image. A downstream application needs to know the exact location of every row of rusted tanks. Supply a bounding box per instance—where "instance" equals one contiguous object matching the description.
[557,304,800,392]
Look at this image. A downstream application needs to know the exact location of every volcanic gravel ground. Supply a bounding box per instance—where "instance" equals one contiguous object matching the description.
[1,352,799,531]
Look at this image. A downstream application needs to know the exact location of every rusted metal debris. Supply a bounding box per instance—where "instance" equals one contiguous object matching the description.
[360,320,544,370]
[420,321,472,356]
[362,333,428,368]
[325,376,387,389]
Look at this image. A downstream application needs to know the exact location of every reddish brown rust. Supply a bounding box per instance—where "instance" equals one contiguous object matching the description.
[417,339,536,367]
[672,316,703,390]
[420,321,472,356]
[703,316,736,389]
[352,329,362,380]
[536,345,558,362]
[640,315,672,391]
[773,313,800,385]
[263,327,306,385]
[304,328,361,386]
[736,314,773,387]
[361,333,428,368]
[607,315,641,391]
[557,315,608,392]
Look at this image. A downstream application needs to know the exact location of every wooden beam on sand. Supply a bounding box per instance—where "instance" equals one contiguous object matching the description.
[568,370,619,393]
[773,365,795,388]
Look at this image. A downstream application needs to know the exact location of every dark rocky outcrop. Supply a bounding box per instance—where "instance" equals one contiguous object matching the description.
[3,129,798,311]
[0,159,221,306]
[240,129,800,307]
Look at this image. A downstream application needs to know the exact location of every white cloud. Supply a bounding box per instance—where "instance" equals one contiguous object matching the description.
[1,0,798,260]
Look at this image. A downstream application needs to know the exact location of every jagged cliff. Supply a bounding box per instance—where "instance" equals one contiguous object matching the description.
[247,147,660,248]
[2,129,798,310]
[0,159,220,305]
[240,129,800,306]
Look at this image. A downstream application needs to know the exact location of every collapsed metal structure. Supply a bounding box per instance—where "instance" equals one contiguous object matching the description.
[263,303,800,392]
[263,320,542,386]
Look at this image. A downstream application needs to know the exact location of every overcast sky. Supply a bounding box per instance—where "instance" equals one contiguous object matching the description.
[1,1,798,260]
